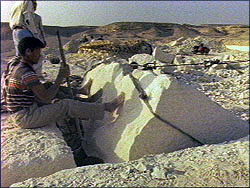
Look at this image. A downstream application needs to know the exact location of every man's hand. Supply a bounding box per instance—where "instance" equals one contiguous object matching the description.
[57,64,70,81]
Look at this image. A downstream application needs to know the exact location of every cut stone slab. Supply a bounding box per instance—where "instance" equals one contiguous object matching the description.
[82,62,249,163]
[153,47,176,63]
[10,140,249,187]
[1,118,76,187]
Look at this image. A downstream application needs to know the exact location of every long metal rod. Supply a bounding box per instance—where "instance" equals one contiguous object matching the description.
[134,59,249,68]
[56,30,85,147]
[56,30,74,98]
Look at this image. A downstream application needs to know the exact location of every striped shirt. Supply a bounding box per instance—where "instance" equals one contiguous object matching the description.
[6,62,41,112]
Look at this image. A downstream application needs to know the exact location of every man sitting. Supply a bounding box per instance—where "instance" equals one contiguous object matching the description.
[4,37,125,165]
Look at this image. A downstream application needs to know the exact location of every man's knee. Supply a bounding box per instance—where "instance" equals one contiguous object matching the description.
[60,98,75,104]
[57,98,76,110]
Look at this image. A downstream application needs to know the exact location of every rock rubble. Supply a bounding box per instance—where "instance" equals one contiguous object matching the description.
[11,138,249,187]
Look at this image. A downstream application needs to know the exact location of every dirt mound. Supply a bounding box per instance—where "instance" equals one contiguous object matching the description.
[216,25,249,45]
[2,22,248,55]
[1,22,95,40]
[88,22,202,41]
[196,27,228,36]
[78,39,152,60]
[43,25,96,38]
[1,22,96,55]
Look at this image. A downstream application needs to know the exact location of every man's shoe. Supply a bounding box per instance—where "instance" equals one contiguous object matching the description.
[74,155,104,166]
[73,147,104,166]
[80,156,104,166]
[73,147,88,159]
[76,89,103,103]
[87,89,103,103]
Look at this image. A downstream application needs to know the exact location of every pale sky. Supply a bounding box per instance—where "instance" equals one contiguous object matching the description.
[1,1,249,26]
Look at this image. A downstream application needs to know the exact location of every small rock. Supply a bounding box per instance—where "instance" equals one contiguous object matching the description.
[146,164,155,172]
[160,66,176,74]
[173,56,185,65]
[129,54,154,65]
[211,63,227,70]
[222,54,231,61]
[120,172,129,179]
[135,162,147,172]
[239,92,249,100]
[151,166,166,179]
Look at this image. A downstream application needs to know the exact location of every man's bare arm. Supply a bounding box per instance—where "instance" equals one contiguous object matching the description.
[30,64,70,104]
[30,82,60,104]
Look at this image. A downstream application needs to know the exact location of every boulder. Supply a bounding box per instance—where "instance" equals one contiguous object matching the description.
[173,55,185,65]
[129,54,154,65]
[153,47,176,64]
[160,66,177,74]
[82,63,248,163]
[1,117,76,187]
[209,63,227,71]
[222,54,232,61]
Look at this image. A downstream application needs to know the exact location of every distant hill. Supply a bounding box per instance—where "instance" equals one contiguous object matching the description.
[1,22,248,57]
[81,22,249,43]
[83,22,202,41]
[1,22,97,40]
[2,21,248,41]
[1,22,97,55]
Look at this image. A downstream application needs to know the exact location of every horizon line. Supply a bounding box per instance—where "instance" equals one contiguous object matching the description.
[1,21,249,28]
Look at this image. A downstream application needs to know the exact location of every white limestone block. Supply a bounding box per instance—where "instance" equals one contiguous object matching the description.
[84,63,249,163]
[1,121,76,187]
[129,54,154,65]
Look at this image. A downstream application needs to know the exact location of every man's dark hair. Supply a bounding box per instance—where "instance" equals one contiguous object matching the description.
[18,37,45,56]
